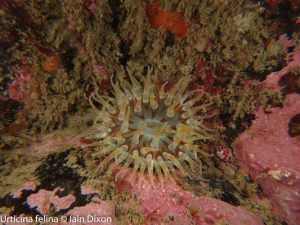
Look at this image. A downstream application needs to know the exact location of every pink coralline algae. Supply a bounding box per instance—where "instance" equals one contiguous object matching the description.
[26,131,82,157]
[10,182,36,198]
[7,65,32,103]
[232,93,300,225]
[26,188,76,214]
[113,167,262,225]
[80,185,99,195]
[232,35,300,224]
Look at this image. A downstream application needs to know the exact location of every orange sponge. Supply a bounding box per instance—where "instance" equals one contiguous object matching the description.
[146,2,188,37]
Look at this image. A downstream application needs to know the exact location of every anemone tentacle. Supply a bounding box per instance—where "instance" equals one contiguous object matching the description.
[84,74,216,181]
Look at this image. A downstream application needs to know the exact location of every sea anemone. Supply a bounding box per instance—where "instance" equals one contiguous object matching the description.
[84,74,216,183]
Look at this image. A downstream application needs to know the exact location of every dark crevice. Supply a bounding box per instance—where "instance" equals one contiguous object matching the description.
[279,72,300,95]
[289,113,300,137]
[220,113,254,144]
[61,45,77,73]
[108,0,131,68]
[205,173,242,206]
[119,41,131,67]
[165,32,175,47]
[36,150,85,191]
[219,192,240,206]
[108,0,122,32]
[0,100,21,127]
[265,1,300,35]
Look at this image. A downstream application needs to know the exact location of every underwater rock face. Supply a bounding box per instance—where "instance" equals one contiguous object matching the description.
[1,1,297,224]
[232,94,300,225]
[114,167,263,225]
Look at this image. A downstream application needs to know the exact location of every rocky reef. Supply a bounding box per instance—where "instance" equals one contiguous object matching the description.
[0,0,299,224]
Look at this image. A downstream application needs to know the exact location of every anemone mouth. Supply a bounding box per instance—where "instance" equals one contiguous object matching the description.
[84,73,216,182]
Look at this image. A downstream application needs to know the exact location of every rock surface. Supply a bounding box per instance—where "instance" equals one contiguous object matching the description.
[232,94,300,225]
[114,168,263,225]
